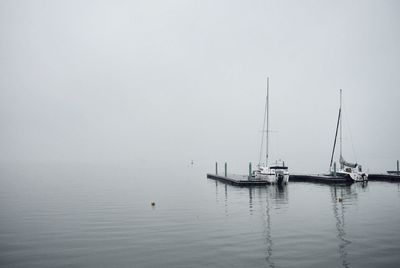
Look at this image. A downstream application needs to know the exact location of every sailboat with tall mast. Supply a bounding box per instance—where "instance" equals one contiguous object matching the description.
[329,89,368,182]
[253,77,289,184]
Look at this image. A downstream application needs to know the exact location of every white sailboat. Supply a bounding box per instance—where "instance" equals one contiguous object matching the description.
[329,89,368,182]
[253,77,289,184]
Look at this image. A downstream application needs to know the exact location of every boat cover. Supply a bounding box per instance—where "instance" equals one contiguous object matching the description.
[340,156,357,168]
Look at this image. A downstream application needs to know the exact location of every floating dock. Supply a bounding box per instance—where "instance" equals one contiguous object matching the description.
[368,173,400,182]
[207,173,400,186]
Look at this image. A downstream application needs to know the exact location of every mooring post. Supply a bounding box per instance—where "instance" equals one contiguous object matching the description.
[249,162,252,177]
[215,162,218,175]
[333,162,337,177]
[397,160,399,174]
[224,162,227,177]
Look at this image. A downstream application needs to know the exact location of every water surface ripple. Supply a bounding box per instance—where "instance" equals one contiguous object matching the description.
[1,164,400,267]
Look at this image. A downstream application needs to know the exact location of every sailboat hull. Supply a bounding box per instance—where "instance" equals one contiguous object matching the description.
[348,172,368,182]
[336,171,368,182]
[255,171,289,184]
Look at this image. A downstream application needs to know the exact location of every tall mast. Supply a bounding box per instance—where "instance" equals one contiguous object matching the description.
[329,108,341,169]
[258,77,268,167]
[339,89,343,167]
[266,77,269,167]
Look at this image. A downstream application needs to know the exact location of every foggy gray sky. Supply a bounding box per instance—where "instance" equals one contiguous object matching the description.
[1,0,399,173]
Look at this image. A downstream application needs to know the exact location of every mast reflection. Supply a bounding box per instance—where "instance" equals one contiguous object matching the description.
[249,185,289,267]
[263,187,274,267]
[330,182,368,268]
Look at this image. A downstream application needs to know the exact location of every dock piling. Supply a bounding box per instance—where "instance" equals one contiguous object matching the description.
[224,162,227,177]
[333,162,337,177]
[397,160,399,174]
[215,162,218,175]
[249,162,252,177]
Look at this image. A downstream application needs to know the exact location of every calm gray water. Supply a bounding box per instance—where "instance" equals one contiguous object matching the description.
[1,163,400,268]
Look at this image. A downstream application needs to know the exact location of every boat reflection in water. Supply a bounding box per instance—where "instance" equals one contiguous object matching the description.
[330,182,368,268]
[218,183,288,267]
[262,184,288,267]
[213,180,368,267]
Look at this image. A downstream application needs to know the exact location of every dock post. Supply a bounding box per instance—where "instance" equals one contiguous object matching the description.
[333,162,337,177]
[215,162,218,175]
[224,162,227,177]
[397,160,399,174]
[249,162,252,177]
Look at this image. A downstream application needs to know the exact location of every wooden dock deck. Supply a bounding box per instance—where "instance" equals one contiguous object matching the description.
[207,173,400,186]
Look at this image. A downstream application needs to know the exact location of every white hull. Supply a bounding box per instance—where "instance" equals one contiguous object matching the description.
[254,169,289,184]
[349,172,368,182]
[337,170,368,182]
